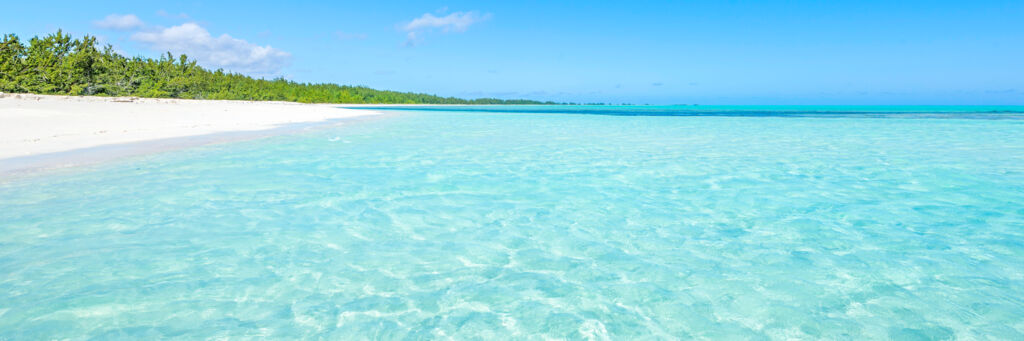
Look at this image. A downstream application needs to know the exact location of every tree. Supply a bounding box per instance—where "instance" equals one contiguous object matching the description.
[1,30,558,105]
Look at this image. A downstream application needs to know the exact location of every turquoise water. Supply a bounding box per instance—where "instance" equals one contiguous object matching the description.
[1,107,1023,339]
[356,105,1024,118]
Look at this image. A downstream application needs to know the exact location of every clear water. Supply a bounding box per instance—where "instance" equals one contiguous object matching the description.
[355,104,1024,118]
[1,107,1023,339]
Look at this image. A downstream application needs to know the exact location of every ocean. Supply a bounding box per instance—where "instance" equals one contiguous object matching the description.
[1,106,1022,339]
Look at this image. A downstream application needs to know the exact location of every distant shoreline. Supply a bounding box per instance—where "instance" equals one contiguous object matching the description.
[0,93,394,176]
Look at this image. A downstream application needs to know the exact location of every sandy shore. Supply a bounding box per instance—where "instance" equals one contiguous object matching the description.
[0,94,382,174]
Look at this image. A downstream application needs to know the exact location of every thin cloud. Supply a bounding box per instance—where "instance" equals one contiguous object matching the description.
[404,11,490,32]
[94,14,145,31]
[131,23,291,75]
[401,11,491,45]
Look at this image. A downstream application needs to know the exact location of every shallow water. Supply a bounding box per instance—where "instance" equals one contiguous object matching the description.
[1,108,1023,339]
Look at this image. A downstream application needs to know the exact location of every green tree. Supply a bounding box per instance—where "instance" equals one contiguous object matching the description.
[2,30,559,105]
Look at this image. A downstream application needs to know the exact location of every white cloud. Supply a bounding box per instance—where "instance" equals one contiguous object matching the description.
[94,14,145,30]
[404,11,489,32]
[131,23,291,75]
[401,11,490,44]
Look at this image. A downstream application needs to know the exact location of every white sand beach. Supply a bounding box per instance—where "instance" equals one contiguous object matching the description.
[0,94,381,169]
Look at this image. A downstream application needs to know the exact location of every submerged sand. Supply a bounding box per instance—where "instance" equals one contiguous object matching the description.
[0,94,382,174]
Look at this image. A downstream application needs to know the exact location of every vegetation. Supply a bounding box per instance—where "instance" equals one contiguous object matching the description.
[0,31,554,104]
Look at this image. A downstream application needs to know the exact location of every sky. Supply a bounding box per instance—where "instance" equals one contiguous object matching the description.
[2,0,1023,104]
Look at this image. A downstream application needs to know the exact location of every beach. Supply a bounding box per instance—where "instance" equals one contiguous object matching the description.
[0,94,381,173]
[5,1,1023,338]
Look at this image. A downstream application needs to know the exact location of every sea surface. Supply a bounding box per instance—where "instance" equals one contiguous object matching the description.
[1,106,1023,339]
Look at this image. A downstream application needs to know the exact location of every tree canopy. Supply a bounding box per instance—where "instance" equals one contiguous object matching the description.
[0,31,554,105]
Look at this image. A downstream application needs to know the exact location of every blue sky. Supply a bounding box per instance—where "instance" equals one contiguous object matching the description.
[3,0,1023,104]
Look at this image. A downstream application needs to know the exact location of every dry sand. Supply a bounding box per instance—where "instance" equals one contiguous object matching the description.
[0,93,382,174]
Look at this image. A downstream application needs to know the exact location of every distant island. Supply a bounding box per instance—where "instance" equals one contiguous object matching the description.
[0,31,554,105]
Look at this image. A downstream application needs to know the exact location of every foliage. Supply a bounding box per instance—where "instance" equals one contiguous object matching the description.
[0,31,554,104]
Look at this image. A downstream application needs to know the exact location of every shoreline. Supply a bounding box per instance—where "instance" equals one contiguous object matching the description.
[0,114,391,180]
[0,94,390,177]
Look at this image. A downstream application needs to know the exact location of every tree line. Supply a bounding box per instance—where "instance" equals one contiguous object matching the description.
[0,31,555,104]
